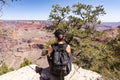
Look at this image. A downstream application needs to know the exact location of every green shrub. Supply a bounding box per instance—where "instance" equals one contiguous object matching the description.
[0,63,14,75]
[20,58,32,68]
[44,39,56,49]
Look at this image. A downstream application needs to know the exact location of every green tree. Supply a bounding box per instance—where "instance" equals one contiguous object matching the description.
[0,0,19,14]
[48,3,106,52]
[49,3,106,43]
[47,3,120,80]
[0,0,19,3]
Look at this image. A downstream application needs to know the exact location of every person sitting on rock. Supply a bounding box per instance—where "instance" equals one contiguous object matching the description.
[47,29,72,80]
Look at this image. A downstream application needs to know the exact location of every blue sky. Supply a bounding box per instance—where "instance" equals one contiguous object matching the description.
[0,0,120,22]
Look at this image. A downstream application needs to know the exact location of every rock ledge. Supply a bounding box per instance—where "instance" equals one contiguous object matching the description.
[0,64,103,80]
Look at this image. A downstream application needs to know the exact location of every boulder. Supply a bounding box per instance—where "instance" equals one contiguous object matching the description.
[0,64,103,80]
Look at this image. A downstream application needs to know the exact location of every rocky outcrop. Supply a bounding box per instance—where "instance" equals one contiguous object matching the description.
[0,64,103,80]
[103,28,119,38]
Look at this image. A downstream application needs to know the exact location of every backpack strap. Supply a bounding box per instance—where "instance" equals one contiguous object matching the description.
[51,43,58,52]
[51,43,67,52]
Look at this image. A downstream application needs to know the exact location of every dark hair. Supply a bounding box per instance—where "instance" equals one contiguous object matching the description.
[54,29,65,41]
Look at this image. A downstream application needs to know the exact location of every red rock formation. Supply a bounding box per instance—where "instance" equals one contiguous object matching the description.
[103,27,119,38]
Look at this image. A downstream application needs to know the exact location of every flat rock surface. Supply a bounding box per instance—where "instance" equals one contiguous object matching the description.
[0,64,103,80]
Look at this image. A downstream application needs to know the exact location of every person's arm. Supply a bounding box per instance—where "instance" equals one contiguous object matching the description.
[47,45,53,57]
[66,45,71,56]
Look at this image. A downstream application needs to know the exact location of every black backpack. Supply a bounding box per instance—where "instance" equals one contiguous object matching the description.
[50,43,72,76]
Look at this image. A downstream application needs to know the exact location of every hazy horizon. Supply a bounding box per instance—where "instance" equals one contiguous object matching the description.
[0,19,120,23]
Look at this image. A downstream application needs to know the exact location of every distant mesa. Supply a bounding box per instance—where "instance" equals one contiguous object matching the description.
[0,20,52,31]
[0,20,120,31]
